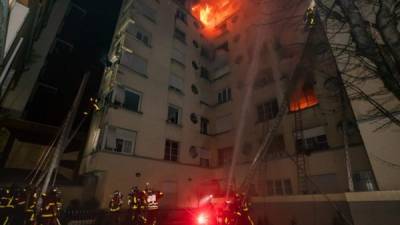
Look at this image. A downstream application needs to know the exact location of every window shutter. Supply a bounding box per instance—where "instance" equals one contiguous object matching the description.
[121,50,147,75]
[169,74,183,91]
[106,126,116,149]
[172,48,185,64]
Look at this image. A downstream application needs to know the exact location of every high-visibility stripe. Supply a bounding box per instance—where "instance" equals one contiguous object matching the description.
[2,216,9,225]
[41,214,55,218]
[110,207,120,212]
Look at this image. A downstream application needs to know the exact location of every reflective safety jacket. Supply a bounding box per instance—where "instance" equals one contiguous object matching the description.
[145,191,163,210]
[0,191,14,209]
[128,190,146,210]
[25,192,38,222]
[13,190,27,207]
[39,194,62,219]
[109,196,123,212]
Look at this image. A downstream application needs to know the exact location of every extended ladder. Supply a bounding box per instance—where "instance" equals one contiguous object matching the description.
[293,107,307,194]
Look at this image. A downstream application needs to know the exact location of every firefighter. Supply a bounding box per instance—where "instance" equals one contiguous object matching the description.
[0,187,14,225]
[24,187,38,225]
[305,6,317,28]
[12,187,27,225]
[109,190,123,225]
[37,187,62,225]
[232,193,254,225]
[128,186,147,225]
[144,183,164,225]
[202,198,217,225]
[221,200,234,225]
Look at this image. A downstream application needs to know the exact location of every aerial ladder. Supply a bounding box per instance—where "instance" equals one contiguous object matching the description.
[293,99,308,194]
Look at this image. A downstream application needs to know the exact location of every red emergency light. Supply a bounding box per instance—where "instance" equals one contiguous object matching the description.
[197,213,208,225]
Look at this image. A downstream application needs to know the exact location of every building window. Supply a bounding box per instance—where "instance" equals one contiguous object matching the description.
[296,135,329,153]
[113,87,142,113]
[283,179,293,195]
[126,24,152,47]
[169,74,184,93]
[164,140,179,161]
[105,126,137,155]
[218,147,233,166]
[192,61,199,70]
[167,105,181,125]
[353,170,377,192]
[171,47,186,66]
[266,180,274,196]
[123,89,142,112]
[216,41,229,51]
[200,46,210,59]
[174,28,186,44]
[200,67,209,79]
[289,81,318,112]
[176,9,187,23]
[120,50,147,76]
[257,99,279,122]
[217,88,232,104]
[275,180,283,195]
[200,117,209,135]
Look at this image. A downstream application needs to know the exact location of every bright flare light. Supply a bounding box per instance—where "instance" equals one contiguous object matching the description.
[197,214,208,225]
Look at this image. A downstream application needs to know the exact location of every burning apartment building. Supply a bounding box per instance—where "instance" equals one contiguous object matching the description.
[79,0,400,224]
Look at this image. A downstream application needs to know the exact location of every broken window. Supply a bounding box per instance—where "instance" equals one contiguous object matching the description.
[289,80,318,112]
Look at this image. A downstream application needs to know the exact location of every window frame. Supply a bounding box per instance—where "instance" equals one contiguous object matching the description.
[122,88,143,113]
[104,125,137,155]
[257,98,279,122]
[164,139,179,162]
[174,28,186,44]
[217,88,232,104]
[200,117,209,135]
[167,104,182,125]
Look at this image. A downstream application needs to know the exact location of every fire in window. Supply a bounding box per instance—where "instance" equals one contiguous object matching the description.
[289,80,318,112]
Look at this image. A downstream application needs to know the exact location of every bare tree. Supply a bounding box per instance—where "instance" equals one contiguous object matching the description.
[315,0,400,128]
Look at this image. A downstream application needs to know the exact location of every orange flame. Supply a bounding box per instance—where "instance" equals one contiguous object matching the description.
[191,0,240,37]
[289,86,319,112]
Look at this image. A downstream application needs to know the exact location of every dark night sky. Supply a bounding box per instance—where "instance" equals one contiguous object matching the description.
[25,0,122,127]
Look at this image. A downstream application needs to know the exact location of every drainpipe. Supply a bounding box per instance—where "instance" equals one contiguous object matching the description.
[0,0,9,63]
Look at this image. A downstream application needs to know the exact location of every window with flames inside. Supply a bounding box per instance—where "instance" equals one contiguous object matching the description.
[289,80,318,112]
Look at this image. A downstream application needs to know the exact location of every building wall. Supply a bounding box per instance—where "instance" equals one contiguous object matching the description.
[1,0,71,114]
[5,139,46,169]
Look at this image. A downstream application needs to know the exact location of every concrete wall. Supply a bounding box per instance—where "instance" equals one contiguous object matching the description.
[1,0,70,113]
[5,139,46,169]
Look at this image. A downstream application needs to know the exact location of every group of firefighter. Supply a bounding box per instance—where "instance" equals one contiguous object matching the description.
[0,186,62,225]
[200,191,254,225]
[108,182,164,225]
